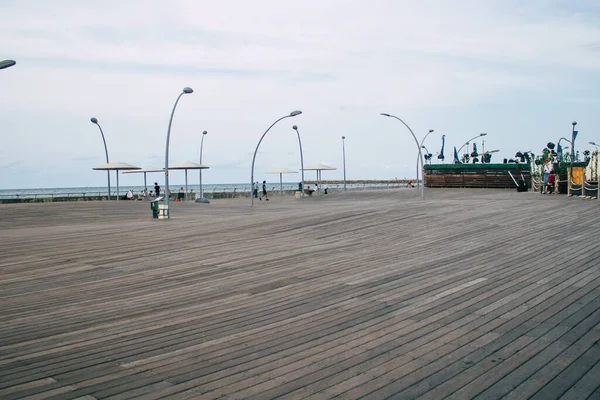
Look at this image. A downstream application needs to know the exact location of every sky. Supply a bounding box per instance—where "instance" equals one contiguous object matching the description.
[1,0,600,189]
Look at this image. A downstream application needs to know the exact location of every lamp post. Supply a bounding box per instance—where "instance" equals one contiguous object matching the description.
[380,113,425,200]
[457,133,487,157]
[416,129,434,188]
[164,87,194,218]
[0,60,16,70]
[251,110,302,206]
[590,141,598,148]
[292,125,305,197]
[569,121,578,191]
[90,117,111,200]
[342,135,347,191]
[199,130,208,200]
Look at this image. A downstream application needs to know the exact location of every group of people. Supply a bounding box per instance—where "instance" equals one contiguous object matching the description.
[542,159,556,194]
[253,181,269,201]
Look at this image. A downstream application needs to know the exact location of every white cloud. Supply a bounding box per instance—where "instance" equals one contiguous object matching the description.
[1,0,600,188]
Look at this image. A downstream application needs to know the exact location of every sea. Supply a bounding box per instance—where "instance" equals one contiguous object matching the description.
[0,182,406,200]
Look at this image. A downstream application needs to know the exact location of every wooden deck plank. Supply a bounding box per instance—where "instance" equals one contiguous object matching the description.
[0,189,599,399]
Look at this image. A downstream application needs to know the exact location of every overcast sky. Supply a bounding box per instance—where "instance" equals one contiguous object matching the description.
[1,0,600,189]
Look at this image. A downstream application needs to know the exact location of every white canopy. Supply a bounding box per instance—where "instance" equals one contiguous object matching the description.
[93,162,141,171]
[303,163,336,171]
[266,168,298,196]
[168,161,210,201]
[169,161,209,170]
[92,162,140,200]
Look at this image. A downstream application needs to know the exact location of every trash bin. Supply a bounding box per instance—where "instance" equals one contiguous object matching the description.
[150,200,159,219]
[158,204,169,219]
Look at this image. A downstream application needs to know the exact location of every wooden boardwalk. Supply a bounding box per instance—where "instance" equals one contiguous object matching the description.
[0,189,599,399]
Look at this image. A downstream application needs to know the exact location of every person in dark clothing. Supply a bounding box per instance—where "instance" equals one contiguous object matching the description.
[154,182,161,197]
[260,180,269,201]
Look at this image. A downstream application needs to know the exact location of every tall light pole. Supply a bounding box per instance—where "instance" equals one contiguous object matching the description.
[380,113,425,200]
[0,60,16,70]
[569,121,578,190]
[342,136,347,191]
[251,110,302,206]
[416,129,434,188]
[199,130,208,200]
[292,125,305,197]
[90,117,111,200]
[457,133,487,161]
[164,87,194,218]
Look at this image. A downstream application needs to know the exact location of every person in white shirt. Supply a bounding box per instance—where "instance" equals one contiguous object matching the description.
[543,159,552,193]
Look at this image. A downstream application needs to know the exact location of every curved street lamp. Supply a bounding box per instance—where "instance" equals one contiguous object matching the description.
[292,125,305,197]
[90,117,111,200]
[199,130,208,201]
[251,110,303,206]
[457,133,487,157]
[416,129,434,188]
[342,136,347,191]
[164,87,194,218]
[0,60,16,70]
[590,141,598,147]
[380,113,425,200]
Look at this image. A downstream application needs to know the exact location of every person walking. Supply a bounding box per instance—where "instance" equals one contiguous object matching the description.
[154,182,161,198]
[324,183,329,194]
[260,180,269,201]
[253,181,259,198]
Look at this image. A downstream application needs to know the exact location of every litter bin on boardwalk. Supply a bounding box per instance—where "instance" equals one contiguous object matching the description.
[150,197,163,219]
[158,204,169,219]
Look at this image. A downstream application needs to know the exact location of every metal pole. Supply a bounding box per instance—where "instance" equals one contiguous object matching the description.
[165,87,193,218]
[280,173,283,196]
[251,111,302,206]
[199,130,207,198]
[570,121,577,194]
[342,136,347,191]
[90,118,111,200]
[381,113,425,200]
[293,126,305,197]
[416,130,434,188]
[185,169,188,201]
[116,169,120,200]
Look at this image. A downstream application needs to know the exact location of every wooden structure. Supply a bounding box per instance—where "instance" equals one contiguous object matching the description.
[1,190,599,399]
[424,163,531,189]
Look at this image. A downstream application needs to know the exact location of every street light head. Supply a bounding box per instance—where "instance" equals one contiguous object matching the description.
[202,130,207,135]
[0,59,16,70]
[480,133,488,136]
[292,125,298,130]
[380,113,391,117]
[572,121,577,126]
[183,87,194,94]
[590,141,597,146]
[90,117,98,124]
[342,136,346,140]
[429,129,434,133]
[289,110,302,117]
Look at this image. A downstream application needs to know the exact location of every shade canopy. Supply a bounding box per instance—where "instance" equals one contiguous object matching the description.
[122,166,164,174]
[302,164,336,195]
[92,162,140,200]
[265,168,298,174]
[169,161,210,170]
[168,161,210,201]
[93,162,141,171]
[303,163,337,171]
